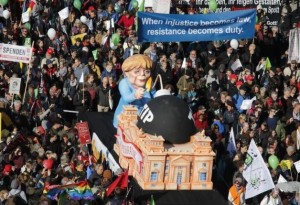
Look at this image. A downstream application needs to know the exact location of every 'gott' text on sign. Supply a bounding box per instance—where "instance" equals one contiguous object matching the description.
[0,43,32,63]
[137,9,256,43]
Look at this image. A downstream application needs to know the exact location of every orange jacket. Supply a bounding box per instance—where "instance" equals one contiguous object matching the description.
[228,184,245,205]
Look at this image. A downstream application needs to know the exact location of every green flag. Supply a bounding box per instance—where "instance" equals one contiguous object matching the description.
[34,88,39,98]
[24,38,31,47]
[265,57,272,70]
[138,0,145,11]
[92,49,98,60]
[150,195,155,205]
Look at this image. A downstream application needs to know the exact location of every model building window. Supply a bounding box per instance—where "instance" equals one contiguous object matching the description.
[176,172,182,185]
[150,172,158,182]
[202,163,206,168]
[153,163,158,168]
[199,172,207,181]
[178,166,183,170]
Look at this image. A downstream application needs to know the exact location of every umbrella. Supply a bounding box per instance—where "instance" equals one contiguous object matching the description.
[276,181,300,193]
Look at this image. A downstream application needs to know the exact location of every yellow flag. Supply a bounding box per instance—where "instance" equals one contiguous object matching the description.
[280,160,292,170]
[71,33,87,45]
[265,57,272,70]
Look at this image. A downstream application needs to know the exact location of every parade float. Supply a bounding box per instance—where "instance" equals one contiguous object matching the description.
[114,95,215,190]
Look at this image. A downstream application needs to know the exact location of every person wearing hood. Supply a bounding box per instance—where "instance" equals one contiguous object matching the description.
[8,178,27,204]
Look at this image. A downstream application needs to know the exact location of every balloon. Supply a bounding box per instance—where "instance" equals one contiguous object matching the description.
[112,33,120,46]
[73,0,81,10]
[24,22,31,30]
[2,10,10,19]
[0,0,8,6]
[132,0,138,9]
[80,15,87,24]
[208,0,217,12]
[256,16,258,24]
[230,39,239,49]
[43,159,54,170]
[268,155,279,170]
[47,28,56,40]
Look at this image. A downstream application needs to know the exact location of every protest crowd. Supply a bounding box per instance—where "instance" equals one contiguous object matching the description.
[0,0,299,204]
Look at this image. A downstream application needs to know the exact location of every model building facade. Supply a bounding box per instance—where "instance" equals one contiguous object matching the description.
[114,106,215,190]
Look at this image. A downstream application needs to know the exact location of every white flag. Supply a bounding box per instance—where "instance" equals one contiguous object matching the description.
[294,160,300,173]
[58,7,69,20]
[79,72,84,83]
[182,58,186,69]
[88,19,94,31]
[243,139,275,199]
[111,18,115,28]
[277,174,287,184]
[226,127,236,157]
[22,12,30,23]
[231,59,243,71]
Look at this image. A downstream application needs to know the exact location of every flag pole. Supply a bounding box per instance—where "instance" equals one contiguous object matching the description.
[22,41,35,104]
[0,112,2,142]
[10,94,14,108]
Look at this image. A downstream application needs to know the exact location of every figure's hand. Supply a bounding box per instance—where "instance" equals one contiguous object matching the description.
[135,88,145,99]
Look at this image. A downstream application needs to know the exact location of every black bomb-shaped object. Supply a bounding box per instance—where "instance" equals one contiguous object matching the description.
[137,95,197,144]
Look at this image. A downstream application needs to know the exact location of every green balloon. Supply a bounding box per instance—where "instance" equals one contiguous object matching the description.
[208,0,217,12]
[268,155,279,170]
[112,33,120,46]
[256,16,258,23]
[0,0,8,6]
[24,23,31,30]
[132,0,138,9]
[73,0,82,10]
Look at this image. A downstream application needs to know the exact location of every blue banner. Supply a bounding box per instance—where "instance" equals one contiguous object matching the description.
[137,9,256,43]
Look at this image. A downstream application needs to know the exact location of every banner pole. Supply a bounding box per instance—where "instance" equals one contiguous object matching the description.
[22,41,35,104]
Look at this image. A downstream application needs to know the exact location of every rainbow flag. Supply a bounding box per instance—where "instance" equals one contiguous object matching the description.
[44,180,94,201]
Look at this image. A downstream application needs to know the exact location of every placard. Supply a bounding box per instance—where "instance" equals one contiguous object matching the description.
[76,121,91,145]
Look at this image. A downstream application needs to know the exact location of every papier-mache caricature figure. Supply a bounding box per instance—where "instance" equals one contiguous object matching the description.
[113,54,156,128]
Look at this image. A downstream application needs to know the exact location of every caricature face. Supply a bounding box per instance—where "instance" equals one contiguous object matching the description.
[125,67,151,89]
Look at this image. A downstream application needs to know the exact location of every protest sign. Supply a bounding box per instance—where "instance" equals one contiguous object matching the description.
[288,28,300,63]
[137,9,256,42]
[9,78,21,94]
[0,43,32,63]
[76,122,91,145]
[58,7,69,20]
[91,133,121,173]
[152,0,171,14]
[176,0,282,26]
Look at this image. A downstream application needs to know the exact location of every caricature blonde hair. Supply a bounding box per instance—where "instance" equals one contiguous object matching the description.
[122,54,152,72]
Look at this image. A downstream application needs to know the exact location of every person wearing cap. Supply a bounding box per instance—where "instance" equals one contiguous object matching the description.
[233,85,250,113]
[227,73,239,97]
[113,54,155,128]
[228,175,245,205]
[260,188,282,205]
[40,48,58,68]
[244,74,254,91]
